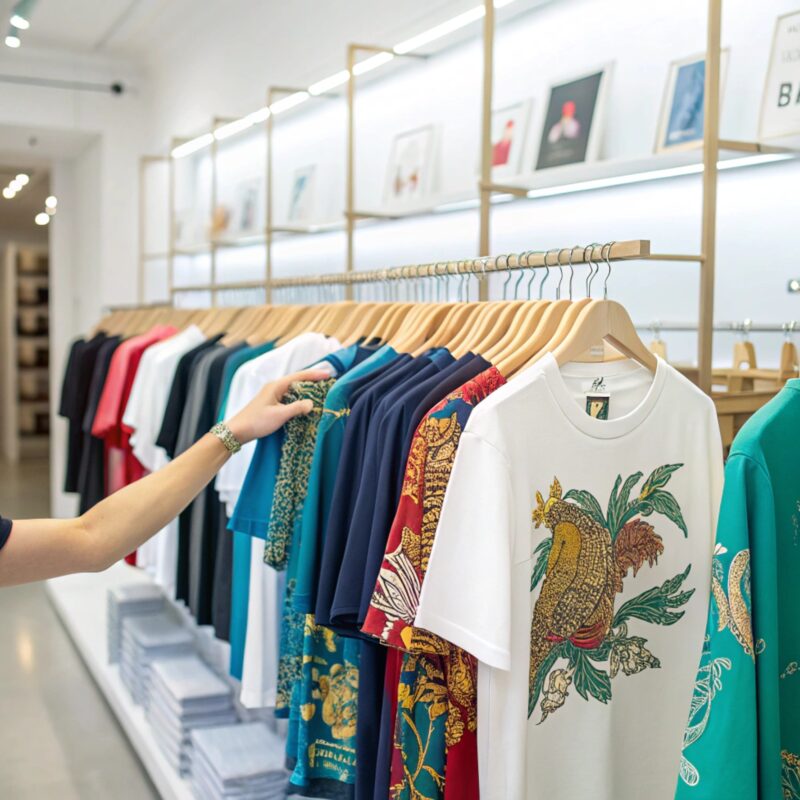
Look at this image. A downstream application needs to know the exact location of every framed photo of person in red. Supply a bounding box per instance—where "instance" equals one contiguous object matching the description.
[535,67,611,170]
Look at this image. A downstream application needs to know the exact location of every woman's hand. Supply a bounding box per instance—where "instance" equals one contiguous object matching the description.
[225,368,331,445]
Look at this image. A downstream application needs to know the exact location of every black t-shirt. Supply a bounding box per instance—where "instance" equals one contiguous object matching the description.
[0,515,12,550]
[155,335,222,458]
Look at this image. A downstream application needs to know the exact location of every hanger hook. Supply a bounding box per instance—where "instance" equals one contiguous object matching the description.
[602,241,615,299]
[583,243,595,297]
[513,253,525,300]
[555,248,570,300]
[523,251,537,299]
[496,254,510,300]
[539,249,553,300]
[567,245,579,300]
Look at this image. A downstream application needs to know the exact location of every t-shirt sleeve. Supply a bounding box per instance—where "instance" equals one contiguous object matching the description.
[414,430,514,671]
[0,515,12,550]
[674,453,773,799]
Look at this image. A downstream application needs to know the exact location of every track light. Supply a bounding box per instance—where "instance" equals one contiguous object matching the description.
[16,173,29,186]
[2,187,15,199]
[34,212,49,226]
[9,0,35,31]
[5,29,20,48]
[45,195,57,209]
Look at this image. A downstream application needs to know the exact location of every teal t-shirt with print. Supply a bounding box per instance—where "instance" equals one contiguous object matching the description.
[284,346,397,792]
[677,380,800,799]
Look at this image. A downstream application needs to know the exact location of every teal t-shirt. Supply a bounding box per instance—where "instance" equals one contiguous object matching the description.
[282,346,397,792]
[677,380,800,799]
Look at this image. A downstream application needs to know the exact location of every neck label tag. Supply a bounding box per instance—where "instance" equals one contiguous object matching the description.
[586,393,610,419]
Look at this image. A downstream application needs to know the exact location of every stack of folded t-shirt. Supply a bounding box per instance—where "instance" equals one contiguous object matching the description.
[146,655,238,776]
[190,723,289,799]
[107,583,165,664]
[120,612,194,707]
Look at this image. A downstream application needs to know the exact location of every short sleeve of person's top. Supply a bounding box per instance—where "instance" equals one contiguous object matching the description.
[0,515,12,550]
[414,429,515,671]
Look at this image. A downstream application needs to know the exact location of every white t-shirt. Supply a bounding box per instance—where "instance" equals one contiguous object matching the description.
[121,325,206,583]
[240,537,286,709]
[415,354,723,800]
[214,332,341,516]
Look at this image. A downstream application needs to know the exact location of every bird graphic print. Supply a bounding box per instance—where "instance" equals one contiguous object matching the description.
[529,465,694,721]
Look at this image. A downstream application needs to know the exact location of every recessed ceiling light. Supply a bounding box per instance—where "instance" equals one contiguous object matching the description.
[2,187,15,199]
[34,212,49,225]
[10,14,28,29]
[9,178,21,192]
[15,173,29,185]
[5,32,20,48]
[45,195,57,209]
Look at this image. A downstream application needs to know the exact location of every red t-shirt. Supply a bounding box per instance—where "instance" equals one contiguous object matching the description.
[90,325,177,563]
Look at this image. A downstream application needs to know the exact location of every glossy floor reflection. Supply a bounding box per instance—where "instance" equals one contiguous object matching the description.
[0,458,157,799]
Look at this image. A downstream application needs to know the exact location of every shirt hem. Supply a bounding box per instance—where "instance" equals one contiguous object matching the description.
[414,608,510,671]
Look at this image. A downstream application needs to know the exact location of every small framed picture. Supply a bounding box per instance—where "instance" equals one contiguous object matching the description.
[535,67,611,170]
[288,165,316,223]
[760,11,800,140]
[656,51,729,153]
[234,177,261,234]
[490,100,531,178]
[383,125,435,206]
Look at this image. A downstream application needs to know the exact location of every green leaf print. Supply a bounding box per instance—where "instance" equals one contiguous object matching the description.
[613,565,694,627]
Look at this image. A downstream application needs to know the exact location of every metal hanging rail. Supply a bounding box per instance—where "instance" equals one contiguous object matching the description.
[637,321,799,334]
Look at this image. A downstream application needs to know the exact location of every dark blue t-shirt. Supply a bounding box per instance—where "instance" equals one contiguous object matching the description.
[314,354,442,628]
[0,515,11,550]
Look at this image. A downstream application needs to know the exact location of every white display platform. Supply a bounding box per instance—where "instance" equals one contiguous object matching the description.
[46,563,194,800]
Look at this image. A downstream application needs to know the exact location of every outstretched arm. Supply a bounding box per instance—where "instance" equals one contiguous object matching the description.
[0,369,328,588]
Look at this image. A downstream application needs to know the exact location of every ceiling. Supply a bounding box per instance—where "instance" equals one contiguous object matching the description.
[0,0,197,55]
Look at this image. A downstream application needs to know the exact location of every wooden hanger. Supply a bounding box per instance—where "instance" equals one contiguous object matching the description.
[370,303,414,344]
[780,338,799,383]
[732,338,757,370]
[550,299,658,372]
[493,299,565,376]
[450,301,509,357]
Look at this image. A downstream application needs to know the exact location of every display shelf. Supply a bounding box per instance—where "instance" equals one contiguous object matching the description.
[46,564,194,800]
[343,144,800,226]
[211,233,267,248]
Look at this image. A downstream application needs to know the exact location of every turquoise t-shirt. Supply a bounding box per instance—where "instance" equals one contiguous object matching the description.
[677,380,800,799]
[214,342,273,681]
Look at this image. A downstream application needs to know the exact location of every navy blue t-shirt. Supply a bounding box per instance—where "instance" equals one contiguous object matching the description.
[314,354,440,628]
[0,515,11,550]
[330,354,485,629]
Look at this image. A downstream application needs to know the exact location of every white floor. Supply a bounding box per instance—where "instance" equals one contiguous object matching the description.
[0,457,158,799]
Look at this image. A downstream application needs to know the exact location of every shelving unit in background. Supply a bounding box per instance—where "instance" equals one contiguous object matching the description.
[0,242,50,463]
[146,0,800,395]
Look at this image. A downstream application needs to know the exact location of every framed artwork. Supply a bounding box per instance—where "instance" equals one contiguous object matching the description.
[234,177,261,234]
[760,11,800,139]
[535,67,610,170]
[288,165,316,223]
[383,125,435,206]
[656,51,729,152]
[490,100,531,178]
